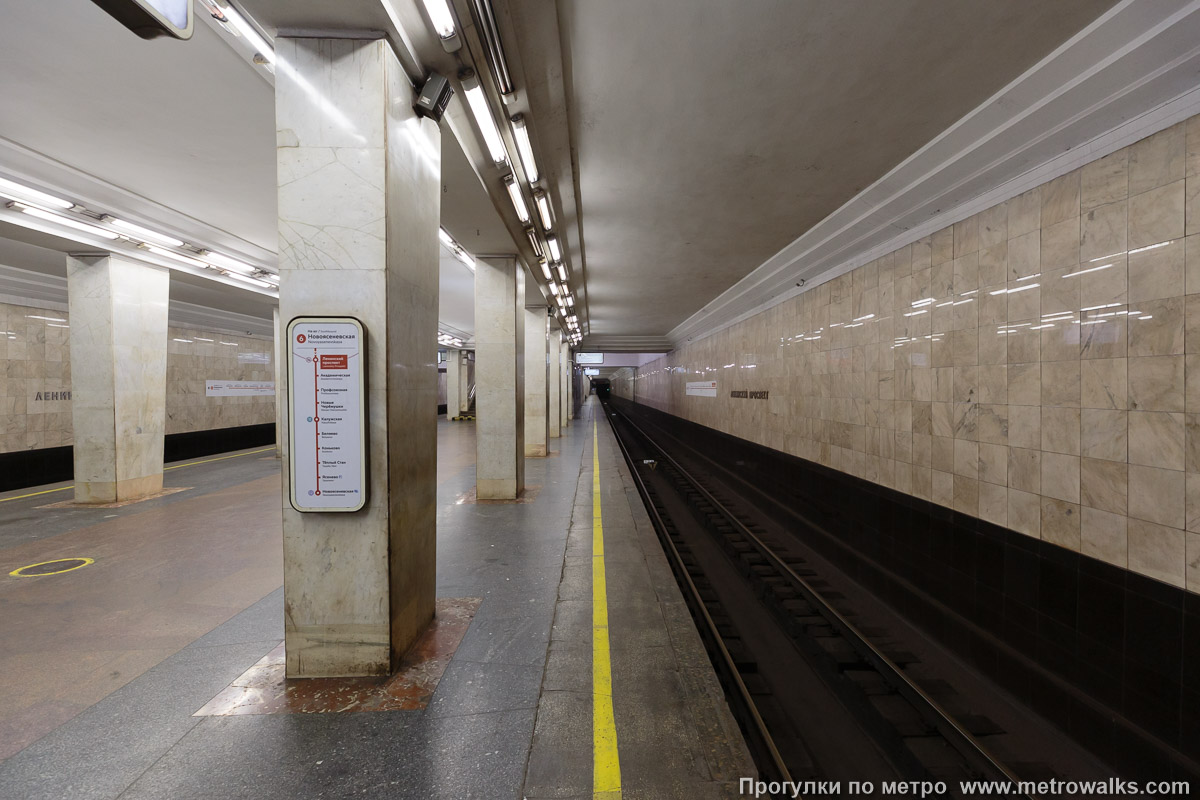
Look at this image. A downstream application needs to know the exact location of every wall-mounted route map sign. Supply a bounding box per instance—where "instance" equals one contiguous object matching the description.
[575,352,603,365]
[286,317,367,513]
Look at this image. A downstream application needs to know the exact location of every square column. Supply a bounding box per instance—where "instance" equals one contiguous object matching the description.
[66,254,169,503]
[273,307,283,457]
[547,329,561,437]
[560,340,571,428]
[445,348,462,418]
[524,306,549,457]
[276,37,440,677]
[475,256,525,499]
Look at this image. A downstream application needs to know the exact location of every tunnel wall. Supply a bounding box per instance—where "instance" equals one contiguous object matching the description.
[630,114,1200,594]
[1,298,276,454]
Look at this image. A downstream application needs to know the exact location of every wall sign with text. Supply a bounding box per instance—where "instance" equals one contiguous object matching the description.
[685,381,718,397]
[206,381,275,397]
[286,317,368,513]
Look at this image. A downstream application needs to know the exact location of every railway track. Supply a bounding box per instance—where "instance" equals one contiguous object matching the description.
[602,399,1036,799]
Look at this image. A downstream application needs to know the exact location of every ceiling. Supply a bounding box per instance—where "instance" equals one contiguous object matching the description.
[505,0,1117,339]
[0,0,516,340]
[0,0,1161,353]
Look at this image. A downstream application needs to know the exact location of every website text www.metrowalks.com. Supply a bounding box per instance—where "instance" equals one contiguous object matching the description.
[739,777,1192,798]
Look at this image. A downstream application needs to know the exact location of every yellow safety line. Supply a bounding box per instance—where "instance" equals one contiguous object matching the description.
[163,447,277,471]
[592,420,622,799]
[0,446,278,503]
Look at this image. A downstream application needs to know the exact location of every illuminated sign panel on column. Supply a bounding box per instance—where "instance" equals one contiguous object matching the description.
[286,317,368,513]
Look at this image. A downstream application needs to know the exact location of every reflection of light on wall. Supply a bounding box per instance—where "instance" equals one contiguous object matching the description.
[275,55,367,145]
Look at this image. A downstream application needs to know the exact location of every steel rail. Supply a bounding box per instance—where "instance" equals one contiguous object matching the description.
[613,407,1033,798]
[604,407,793,787]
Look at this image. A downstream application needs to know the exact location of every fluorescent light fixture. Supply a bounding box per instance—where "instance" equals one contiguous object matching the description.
[461,76,507,164]
[1062,263,1113,278]
[546,235,562,262]
[0,177,74,210]
[223,3,275,64]
[438,227,454,246]
[503,176,530,223]
[142,244,208,268]
[565,295,575,307]
[556,263,567,282]
[510,115,539,183]
[535,191,553,231]
[526,228,543,258]
[203,251,258,275]
[225,272,276,289]
[548,282,560,296]
[102,216,184,247]
[9,202,119,239]
[541,261,553,281]
[419,0,457,38]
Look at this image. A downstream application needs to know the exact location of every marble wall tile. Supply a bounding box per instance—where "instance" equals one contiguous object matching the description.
[0,300,275,454]
[617,117,1200,592]
[1081,150,1128,211]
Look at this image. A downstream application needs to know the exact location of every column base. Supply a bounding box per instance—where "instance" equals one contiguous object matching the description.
[477,478,518,500]
[285,626,391,678]
[525,444,548,457]
[74,473,164,504]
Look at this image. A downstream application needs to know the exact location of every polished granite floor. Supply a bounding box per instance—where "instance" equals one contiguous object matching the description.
[0,399,753,799]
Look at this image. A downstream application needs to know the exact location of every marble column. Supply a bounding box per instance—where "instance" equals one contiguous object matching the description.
[523,306,549,457]
[547,329,561,438]
[445,347,462,419]
[475,256,525,499]
[560,340,571,428]
[272,306,283,457]
[276,36,440,677]
[566,346,574,421]
[66,254,169,503]
[459,351,471,413]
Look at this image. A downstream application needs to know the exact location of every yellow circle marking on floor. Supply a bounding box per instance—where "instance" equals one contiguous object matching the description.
[9,557,95,577]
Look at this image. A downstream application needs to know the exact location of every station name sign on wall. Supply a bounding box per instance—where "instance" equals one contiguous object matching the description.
[286,317,367,513]
[730,390,770,399]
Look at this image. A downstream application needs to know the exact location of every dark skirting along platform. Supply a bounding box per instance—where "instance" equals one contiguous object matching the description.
[609,396,1200,783]
[0,423,277,493]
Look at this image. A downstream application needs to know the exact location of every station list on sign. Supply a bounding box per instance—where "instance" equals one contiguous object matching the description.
[287,318,367,512]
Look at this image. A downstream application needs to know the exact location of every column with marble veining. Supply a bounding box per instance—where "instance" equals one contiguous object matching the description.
[276,37,440,677]
[560,339,571,428]
[566,345,574,420]
[66,254,169,503]
[475,256,525,498]
[548,329,561,437]
[272,306,283,458]
[524,306,549,456]
[445,347,461,418]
